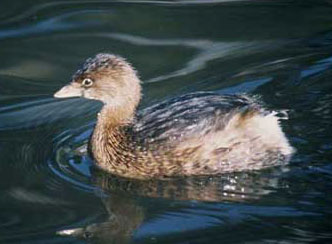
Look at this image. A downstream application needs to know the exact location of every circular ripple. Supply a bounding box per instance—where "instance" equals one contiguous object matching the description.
[48,123,96,193]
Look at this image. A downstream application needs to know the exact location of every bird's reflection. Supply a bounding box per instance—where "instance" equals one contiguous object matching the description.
[57,166,287,243]
[58,193,143,244]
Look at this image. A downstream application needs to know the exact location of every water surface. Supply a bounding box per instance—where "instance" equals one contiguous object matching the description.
[0,0,332,243]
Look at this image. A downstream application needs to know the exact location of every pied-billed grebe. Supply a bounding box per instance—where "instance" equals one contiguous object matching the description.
[54,53,293,179]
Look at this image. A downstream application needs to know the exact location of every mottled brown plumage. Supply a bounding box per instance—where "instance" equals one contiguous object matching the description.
[54,53,294,179]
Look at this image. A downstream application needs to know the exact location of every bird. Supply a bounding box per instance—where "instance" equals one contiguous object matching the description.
[54,53,293,179]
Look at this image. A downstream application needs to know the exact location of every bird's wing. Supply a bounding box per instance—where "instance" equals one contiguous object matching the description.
[133,92,262,145]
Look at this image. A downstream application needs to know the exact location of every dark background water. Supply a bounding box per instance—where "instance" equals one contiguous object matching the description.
[1,0,332,243]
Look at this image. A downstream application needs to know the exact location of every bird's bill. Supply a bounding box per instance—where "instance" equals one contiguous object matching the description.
[54,84,82,98]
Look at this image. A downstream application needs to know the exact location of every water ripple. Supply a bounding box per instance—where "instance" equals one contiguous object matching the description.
[0,98,100,130]
[93,32,287,83]
[0,9,104,39]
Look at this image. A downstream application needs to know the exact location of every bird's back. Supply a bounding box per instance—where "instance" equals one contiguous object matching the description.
[134,92,261,145]
[130,92,293,177]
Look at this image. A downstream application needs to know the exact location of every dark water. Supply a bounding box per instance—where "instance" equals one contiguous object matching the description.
[1,0,332,243]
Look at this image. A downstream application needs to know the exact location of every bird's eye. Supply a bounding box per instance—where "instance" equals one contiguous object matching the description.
[82,78,93,87]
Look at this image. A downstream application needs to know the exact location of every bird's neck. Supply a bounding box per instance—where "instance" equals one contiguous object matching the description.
[98,102,136,127]
[90,104,138,175]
